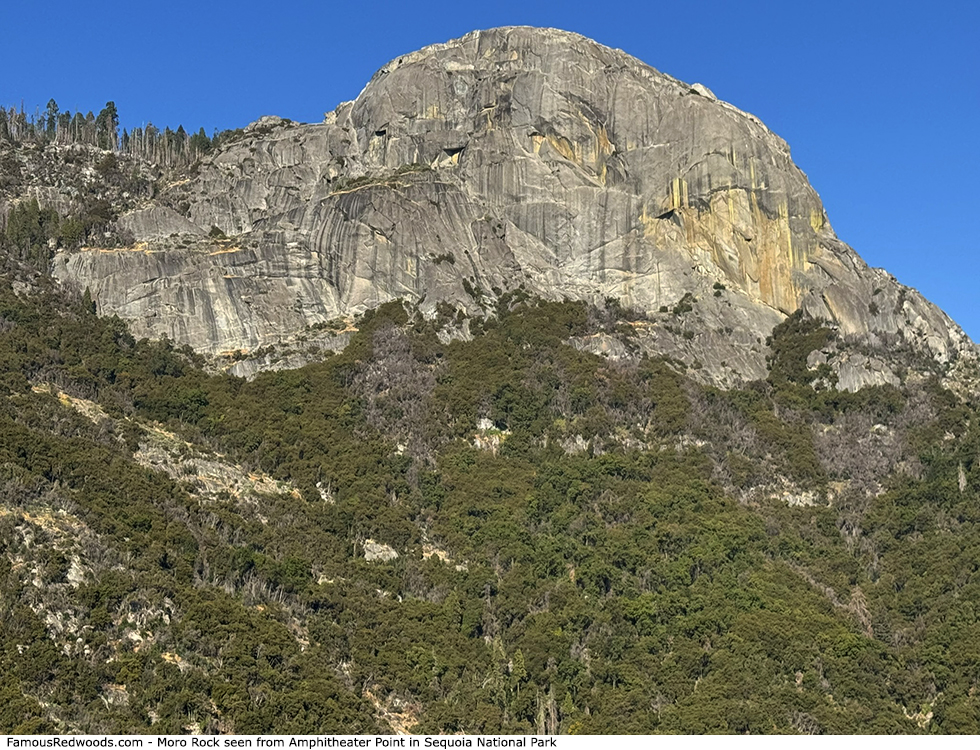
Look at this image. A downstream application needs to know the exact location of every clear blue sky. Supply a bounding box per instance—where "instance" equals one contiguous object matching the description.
[3,0,978,339]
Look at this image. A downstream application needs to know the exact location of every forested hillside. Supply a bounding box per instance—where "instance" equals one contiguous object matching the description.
[2,269,979,733]
[0,99,247,279]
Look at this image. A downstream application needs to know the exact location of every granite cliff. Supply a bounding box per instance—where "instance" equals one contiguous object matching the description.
[50,27,975,387]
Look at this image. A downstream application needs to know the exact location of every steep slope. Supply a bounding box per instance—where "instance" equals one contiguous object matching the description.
[4,281,980,734]
[52,27,974,387]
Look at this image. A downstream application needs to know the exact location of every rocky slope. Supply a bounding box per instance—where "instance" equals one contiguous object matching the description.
[49,27,975,387]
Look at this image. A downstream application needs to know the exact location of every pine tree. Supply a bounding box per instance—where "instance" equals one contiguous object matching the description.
[44,99,59,140]
[95,101,119,150]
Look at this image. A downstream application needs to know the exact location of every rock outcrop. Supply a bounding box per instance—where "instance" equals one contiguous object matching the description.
[52,27,975,386]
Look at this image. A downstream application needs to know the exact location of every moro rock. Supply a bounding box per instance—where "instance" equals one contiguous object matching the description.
[53,27,975,386]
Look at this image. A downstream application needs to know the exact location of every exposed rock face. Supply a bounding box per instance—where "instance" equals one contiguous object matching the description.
[52,27,975,385]
[363,539,399,562]
[117,206,203,240]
